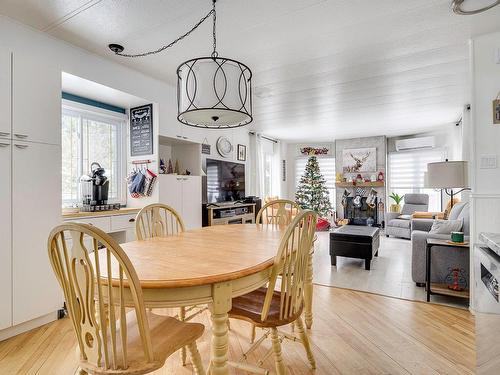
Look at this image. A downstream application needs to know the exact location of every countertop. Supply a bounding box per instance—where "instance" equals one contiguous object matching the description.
[62,207,140,219]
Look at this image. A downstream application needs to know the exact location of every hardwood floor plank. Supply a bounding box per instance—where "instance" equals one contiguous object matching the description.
[0,286,475,375]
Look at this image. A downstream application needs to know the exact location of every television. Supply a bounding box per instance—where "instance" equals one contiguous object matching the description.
[205,158,245,203]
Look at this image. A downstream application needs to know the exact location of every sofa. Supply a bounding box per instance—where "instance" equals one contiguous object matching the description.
[385,194,429,239]
[411,202,470,286]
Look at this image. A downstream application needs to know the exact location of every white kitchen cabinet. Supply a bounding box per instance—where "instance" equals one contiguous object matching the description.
[12,52,60,145]
[12,141,62,325]
[0,51,11,138]
[0,140,12,330]
[158,175,202,230]
[182,176,202,229]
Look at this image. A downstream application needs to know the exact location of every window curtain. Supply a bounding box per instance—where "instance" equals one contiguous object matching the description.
[248,133,264,197]
[248,133,281,199]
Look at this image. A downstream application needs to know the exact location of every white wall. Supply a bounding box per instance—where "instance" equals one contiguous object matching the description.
[470,31,500,311]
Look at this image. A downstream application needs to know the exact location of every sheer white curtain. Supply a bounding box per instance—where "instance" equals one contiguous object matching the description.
[248,133,280,199]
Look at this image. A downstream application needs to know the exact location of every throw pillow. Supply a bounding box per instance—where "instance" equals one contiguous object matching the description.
[397,214,412,220]
[429,219,463,234]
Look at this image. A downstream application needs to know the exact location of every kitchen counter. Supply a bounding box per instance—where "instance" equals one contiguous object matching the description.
[62,207,140,219]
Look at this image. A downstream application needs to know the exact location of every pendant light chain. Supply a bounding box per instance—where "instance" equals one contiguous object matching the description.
[114,1,217,58]
[211,0,218,58]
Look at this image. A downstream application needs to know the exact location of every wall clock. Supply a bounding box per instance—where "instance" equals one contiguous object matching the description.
[216,136,233,158]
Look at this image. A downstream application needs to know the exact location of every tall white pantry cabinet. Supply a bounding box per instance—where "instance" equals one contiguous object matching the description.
[0,50,62,335]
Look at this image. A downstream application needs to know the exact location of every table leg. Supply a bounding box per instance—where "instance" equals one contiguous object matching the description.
[426,244,431,302]
[304,249,314,329]
[209,282,232,375]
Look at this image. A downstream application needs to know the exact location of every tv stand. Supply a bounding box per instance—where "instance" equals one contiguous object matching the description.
[204,202,256,226]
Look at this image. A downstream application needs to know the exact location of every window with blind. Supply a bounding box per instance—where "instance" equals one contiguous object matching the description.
[295,157,336,207]
[388,149,446,212]
[62,104,126,206]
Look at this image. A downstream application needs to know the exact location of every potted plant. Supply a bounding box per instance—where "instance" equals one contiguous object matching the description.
[389,193,404,213]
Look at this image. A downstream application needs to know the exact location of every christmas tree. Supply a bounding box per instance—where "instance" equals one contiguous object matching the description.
[295,156,333,217]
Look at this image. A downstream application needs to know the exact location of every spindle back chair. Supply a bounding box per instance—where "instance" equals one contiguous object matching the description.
[135,203,185,240]
[47,223,205,375]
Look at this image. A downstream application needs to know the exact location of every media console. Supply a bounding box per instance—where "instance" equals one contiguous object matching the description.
[202,201,260,226]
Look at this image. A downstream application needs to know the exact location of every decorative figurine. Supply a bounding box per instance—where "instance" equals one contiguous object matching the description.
[174,159,180,175]
[167,159,174,174]
[159,158,166,174]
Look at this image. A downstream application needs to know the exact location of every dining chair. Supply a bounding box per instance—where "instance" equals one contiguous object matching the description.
[135,203,185,240]
[135,203,207,366]
[228,210,318,375]
[47,222,205,375]
[256,199,301,227]
[253,199,311,340]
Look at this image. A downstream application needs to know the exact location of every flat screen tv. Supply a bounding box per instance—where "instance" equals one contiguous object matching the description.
[206,158,245,203]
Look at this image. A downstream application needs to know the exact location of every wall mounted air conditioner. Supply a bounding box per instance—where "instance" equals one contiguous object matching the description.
[395,136,435,151]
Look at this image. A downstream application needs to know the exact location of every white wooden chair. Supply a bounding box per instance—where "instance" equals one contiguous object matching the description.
[135,203,207,366]
[47,222,205,375]
[256,199,301,228]
[228,210,318,375]
[135,203,185,240]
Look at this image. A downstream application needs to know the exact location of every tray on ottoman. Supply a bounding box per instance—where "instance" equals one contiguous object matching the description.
[330,225,380,270]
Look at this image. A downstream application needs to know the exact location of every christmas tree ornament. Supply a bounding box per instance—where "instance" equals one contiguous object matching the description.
[295,156,333,218]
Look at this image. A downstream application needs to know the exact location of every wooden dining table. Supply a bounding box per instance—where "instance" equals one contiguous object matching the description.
[113,223,314,375]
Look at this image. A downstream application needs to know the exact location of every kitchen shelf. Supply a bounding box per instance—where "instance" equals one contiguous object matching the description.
[335,181,385,188]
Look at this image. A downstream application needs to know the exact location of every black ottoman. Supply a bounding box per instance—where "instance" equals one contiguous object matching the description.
[330,225,380,270]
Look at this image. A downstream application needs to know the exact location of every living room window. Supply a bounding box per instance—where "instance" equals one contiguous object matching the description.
[62,101,126,206]
[388,149,446,212]
[295,156,336,207]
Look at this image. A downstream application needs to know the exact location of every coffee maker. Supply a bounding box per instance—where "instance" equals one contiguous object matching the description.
[80,162,118,212]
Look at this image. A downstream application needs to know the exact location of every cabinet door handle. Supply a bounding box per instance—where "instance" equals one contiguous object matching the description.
[182,136,188,140]
[176,135,183,138]
[14,144,28,149]
[14,133,28,139]
[128,218,136,223]
[0,142,9,147]
[0,132,9,137]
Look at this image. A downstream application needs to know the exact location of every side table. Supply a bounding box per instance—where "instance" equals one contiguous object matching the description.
[425,238,470,303]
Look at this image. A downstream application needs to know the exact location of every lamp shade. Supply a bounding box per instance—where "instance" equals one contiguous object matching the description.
[426,161,469,188]
[177,57,253,129]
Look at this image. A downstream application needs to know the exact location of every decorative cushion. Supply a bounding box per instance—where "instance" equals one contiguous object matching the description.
[388,218,411,229]
[397,214,412,220]
[429,219,463,234]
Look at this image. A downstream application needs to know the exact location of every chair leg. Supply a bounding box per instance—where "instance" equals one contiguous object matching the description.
[179,307,187,366]
[250,324,256,343]
[187,342,205,375]
[270,328,287,375]
[295,317,316,369]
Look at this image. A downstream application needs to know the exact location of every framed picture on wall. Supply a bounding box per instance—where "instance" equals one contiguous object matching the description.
[237,144,246,161]
[493,98,500,124]
[342,147,376,173]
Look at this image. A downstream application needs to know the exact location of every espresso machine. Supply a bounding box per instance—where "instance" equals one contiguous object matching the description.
[80,162,119,212]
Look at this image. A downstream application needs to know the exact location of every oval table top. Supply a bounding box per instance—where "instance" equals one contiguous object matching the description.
[118,224,285,289]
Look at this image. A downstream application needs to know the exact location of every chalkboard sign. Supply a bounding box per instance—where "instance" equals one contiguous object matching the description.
[130,104,153,156]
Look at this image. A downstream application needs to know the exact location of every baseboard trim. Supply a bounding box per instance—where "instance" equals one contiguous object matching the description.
[0,311,58,341]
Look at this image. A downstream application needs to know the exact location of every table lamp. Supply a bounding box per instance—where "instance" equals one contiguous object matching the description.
[426,160,469,209]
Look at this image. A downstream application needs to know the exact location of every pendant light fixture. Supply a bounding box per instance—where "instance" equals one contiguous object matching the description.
[109,0,252,129]
[452,0,500,15]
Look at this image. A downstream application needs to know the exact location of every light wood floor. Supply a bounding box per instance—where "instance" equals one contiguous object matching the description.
[0,286,475,374]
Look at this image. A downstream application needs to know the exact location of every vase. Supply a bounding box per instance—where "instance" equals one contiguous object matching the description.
[390,204,401,213]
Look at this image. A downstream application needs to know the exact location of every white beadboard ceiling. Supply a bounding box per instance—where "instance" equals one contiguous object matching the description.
[2,0,500,141]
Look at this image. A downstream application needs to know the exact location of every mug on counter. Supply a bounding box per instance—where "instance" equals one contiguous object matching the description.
[451,231,465,243]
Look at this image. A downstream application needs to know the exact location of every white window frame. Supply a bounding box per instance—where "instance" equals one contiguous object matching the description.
[388,148,447,212]
[62,99,127,207]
